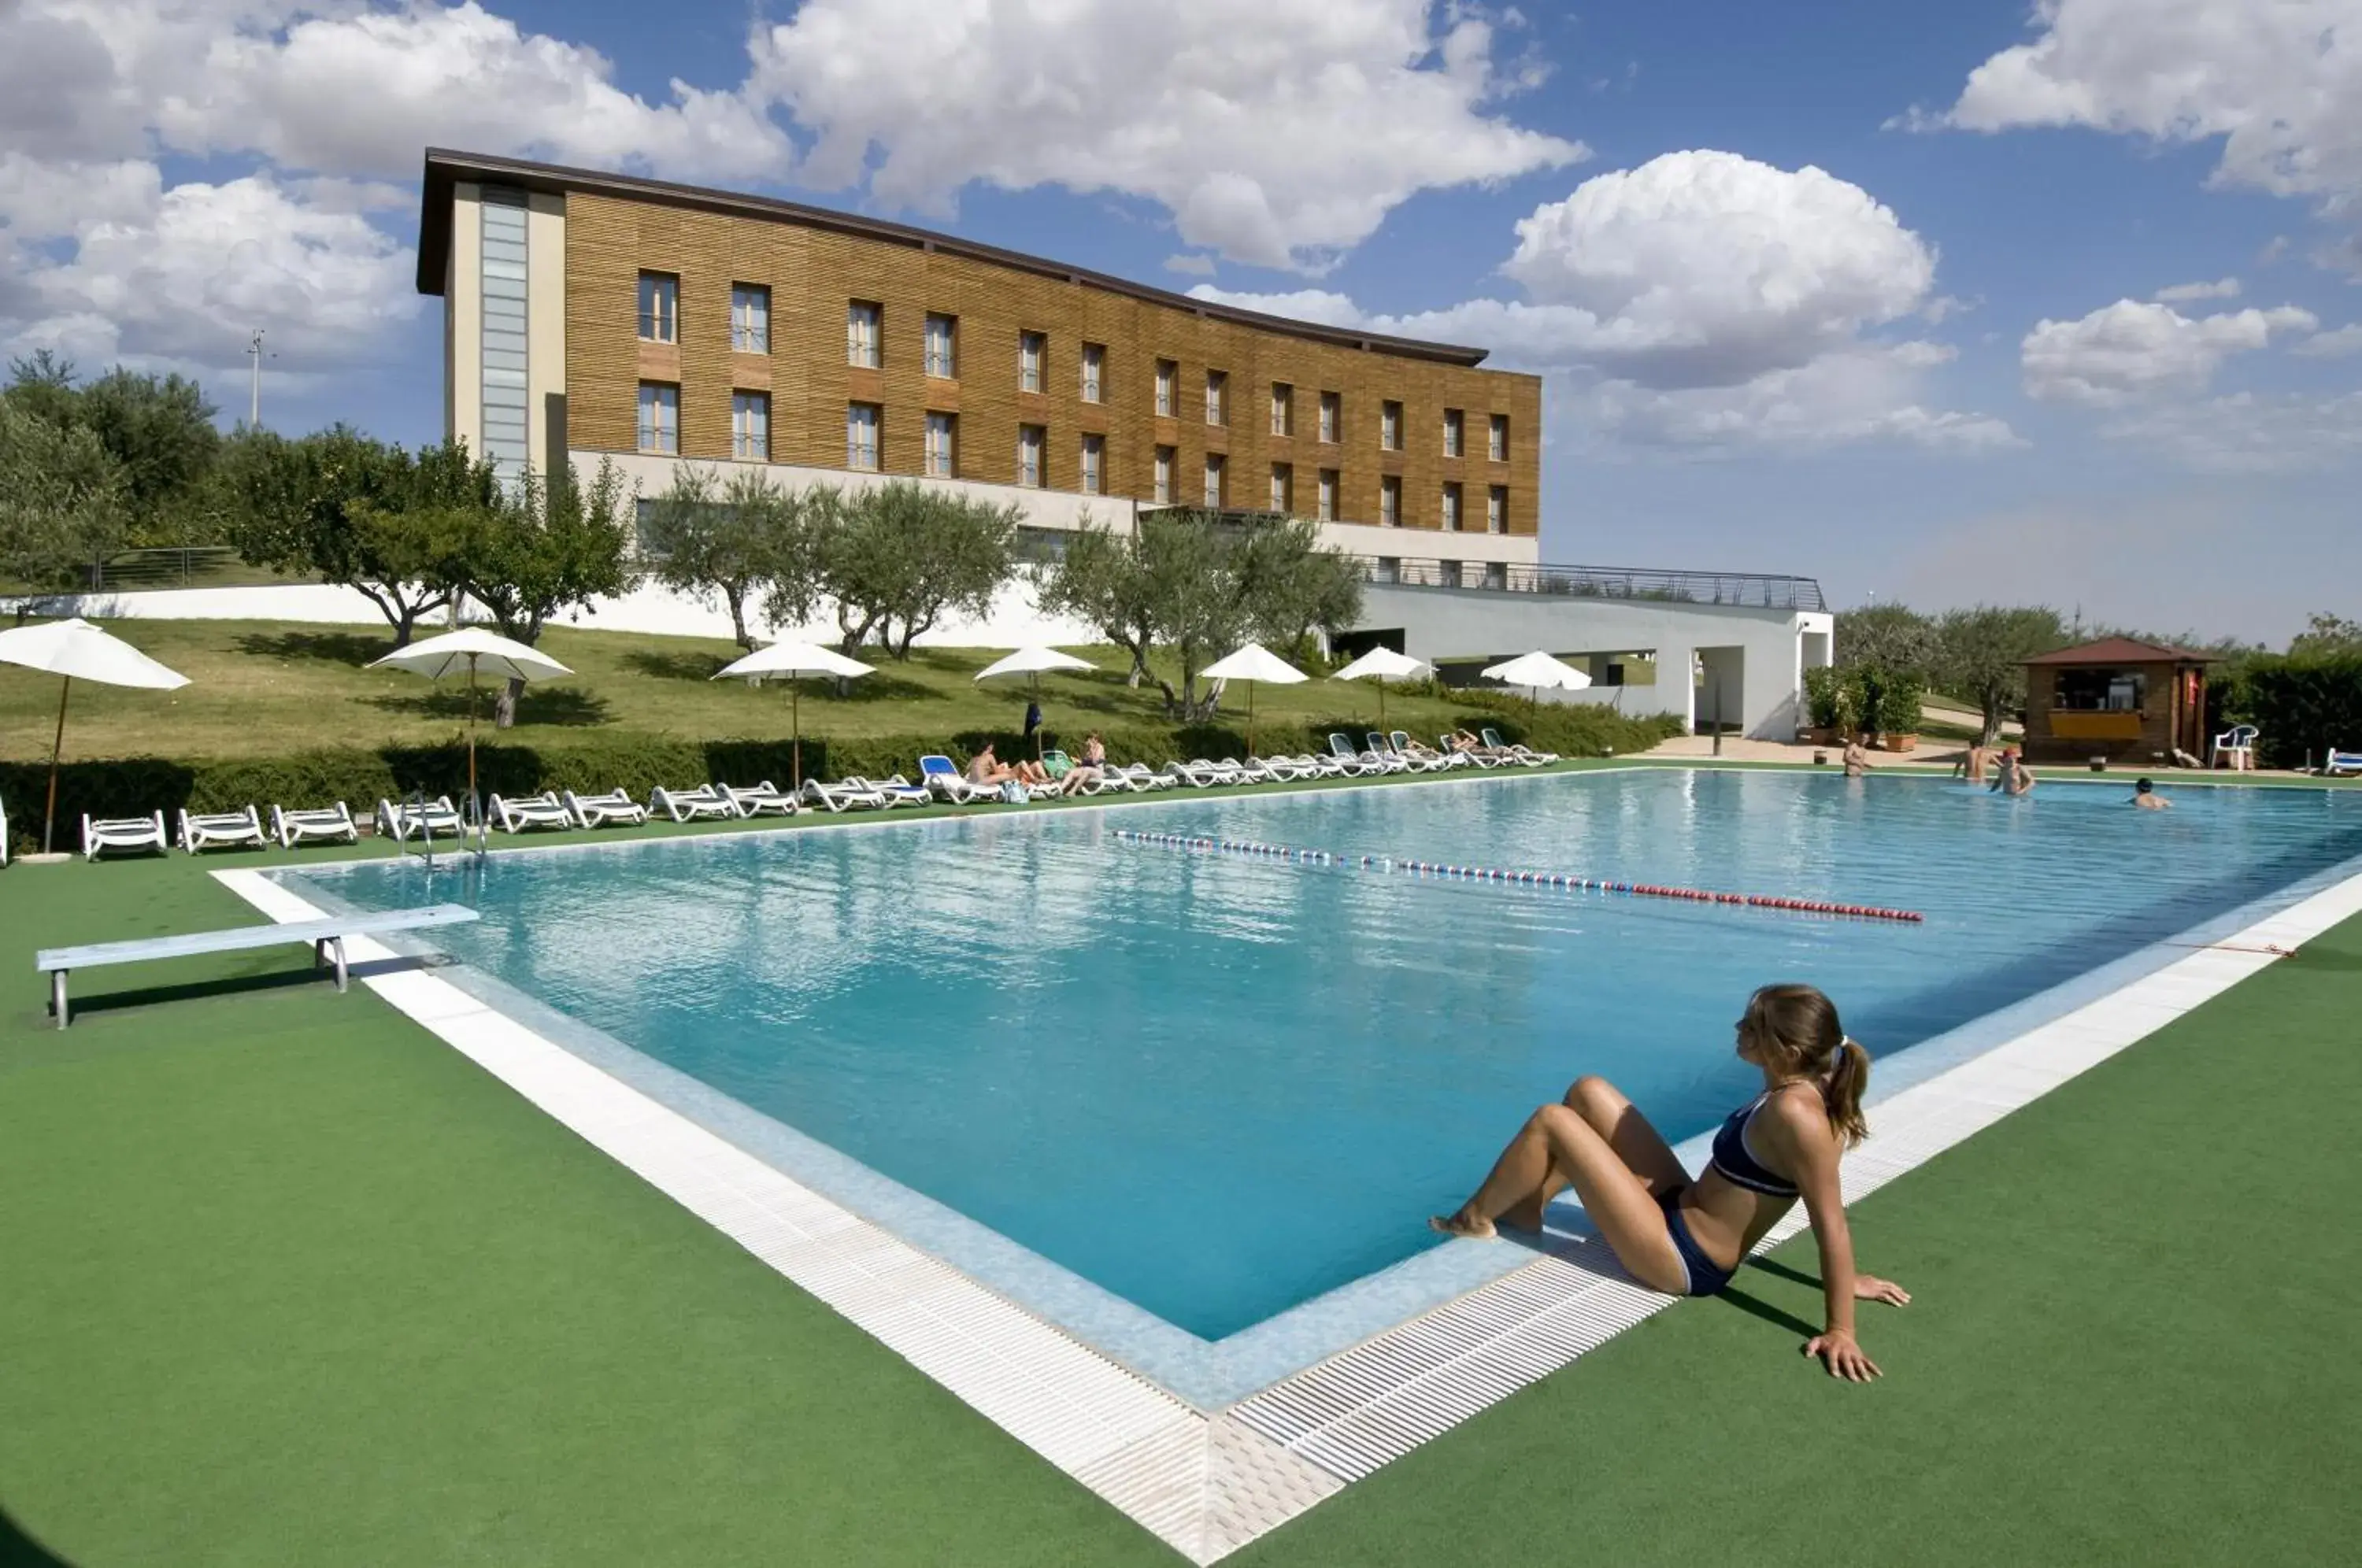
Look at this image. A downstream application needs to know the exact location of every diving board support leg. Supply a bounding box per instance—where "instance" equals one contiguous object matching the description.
[51,969,67,1030]
[315,936,349,993]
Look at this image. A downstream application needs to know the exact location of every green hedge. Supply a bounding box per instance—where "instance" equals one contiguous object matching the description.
[2231,654,2362,768]
[0,704,1683,830]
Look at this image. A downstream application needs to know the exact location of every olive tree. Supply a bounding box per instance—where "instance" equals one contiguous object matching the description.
[456,458,636,726]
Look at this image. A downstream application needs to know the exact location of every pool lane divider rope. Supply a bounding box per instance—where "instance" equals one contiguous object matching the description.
[1109,828,1925,923]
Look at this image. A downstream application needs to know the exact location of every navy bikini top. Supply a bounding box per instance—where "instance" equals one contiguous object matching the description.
[1709,1091,1801,1197]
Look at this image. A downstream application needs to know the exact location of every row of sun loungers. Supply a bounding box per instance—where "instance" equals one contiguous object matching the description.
[50,729,1565,860]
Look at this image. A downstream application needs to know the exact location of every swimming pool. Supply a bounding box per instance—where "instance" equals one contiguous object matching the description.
[290,770,2362,1354]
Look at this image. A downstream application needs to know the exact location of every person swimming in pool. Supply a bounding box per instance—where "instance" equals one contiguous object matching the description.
[2131,777,2171,810]
[1990,746,2038,797]
[1431,983,1909,1381]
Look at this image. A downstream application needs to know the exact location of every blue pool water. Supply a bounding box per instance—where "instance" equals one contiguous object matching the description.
[309,771,2362,1340]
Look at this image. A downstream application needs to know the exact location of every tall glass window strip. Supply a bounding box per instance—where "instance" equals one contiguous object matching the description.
[730,285,769,353]
[1017,424,1044,487]
[1487,484,1507,533]
[847,301,882,368]
[1203,453,1225,507]
[924,314,957,378]
[1381,401,1402,449]
[1270,383,1293,437]
[1442,409,1464,457]
[1019,331,1046,394]
[1080,343,1105,404]
[1380,474,1401,525]
[1205,370,1227,426]
[731,391,769,460]
[1155,360,1176,417]
[1080,432,1105,494]
[1317,469,1338,522]
[1269,464,1291,514]
[846,402,880,470]
[1319,390,1339,443]
[1489,412,1509,461]
[636,382,678,454]
[1153,446,1175,504]
[1441,482,1463,531]
[480,189,531,483]
[636,270,676,343]
[925,412,956,478]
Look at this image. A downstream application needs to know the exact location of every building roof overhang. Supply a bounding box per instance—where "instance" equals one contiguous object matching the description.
[414,149,1497,369]
[2022,636,2219,668]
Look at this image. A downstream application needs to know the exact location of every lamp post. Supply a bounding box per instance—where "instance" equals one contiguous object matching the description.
[245,328,274,429]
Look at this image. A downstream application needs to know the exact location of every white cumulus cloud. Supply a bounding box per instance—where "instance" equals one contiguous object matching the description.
[2292,322,2362,357]
[1196,150,2012,451]
[2020,298,2319,405]
[748,0,1585,272]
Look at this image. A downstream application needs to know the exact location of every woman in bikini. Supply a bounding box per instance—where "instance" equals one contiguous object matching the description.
[1431,983,1909,1381]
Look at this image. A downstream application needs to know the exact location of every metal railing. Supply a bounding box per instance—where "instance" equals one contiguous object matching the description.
[1355,556,1825,612]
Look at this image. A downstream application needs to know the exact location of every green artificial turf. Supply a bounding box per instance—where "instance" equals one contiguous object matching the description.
[3,830,2359,1565]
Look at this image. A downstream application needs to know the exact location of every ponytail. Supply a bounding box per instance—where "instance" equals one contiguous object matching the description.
[1822,1036,1870,1148]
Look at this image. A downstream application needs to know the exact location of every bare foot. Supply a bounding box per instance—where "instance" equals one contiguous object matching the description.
[1429,1211,1497,1241]
[1498,1196,1548,1232]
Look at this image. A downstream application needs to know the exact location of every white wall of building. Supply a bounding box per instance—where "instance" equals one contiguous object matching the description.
[1357,582,1832,739]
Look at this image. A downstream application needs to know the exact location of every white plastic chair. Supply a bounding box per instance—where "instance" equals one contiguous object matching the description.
[2209,724,2258,771]
[177,805,268,853]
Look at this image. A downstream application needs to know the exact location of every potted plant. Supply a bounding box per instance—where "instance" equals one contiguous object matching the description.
[1803,665,1855,745]
[1874,673,1923,752]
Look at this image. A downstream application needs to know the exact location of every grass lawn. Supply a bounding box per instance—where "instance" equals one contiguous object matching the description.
[0,618,1505,764]
[2,815,2357,1563]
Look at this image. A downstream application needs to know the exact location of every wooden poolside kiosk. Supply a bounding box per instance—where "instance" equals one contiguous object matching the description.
[2020,637,2215,766]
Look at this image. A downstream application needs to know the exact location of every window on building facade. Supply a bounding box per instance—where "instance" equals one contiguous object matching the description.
[847,301,882,368]
[1319,390,1340,443]
[1017,424,1045,488]
[924,314,957,379]
[925,412,956,478]
[1203,453,1226,507]
[638,273,678,343]
[1380,400,1402,450]
[1080,432,1105,494]
[1153,445,1175,504]
[1442,409,1464,457]
[1379,473,1401,526]
[1316,469,1338,522]
[846,402,880,470]
[1269,463,1292,514]
[1155,360,1177,417]
[636,382,678,453]
[731,391,769,461]
[1019,331,1046,394]
[1487,484,1507,534]
[1081,343,1105,404]
[730,285,769,353]
[1270,383,1293,438]
[1489,412,1509,462]
[1441,481,1463,532]
[1205,370,1227,427]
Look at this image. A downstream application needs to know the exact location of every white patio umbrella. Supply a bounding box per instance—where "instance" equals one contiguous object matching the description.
[1329,646,1431,730]
[1482,649,1594,706]
[975,645,1096,759]
[369,627,572,817]
[0,617,190,854]
[711,638,876,789]
[1201,642,1306,756]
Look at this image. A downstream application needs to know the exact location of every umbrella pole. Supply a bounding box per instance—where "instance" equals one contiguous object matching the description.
[42,675,70,855]
[1379,679,1386,731]
[791,684,802,791]
[1035,673,1042,760]
[1248,681,1257,757]
[468,656,481,838]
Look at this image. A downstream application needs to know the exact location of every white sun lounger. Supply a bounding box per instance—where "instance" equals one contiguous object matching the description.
[918,755,1001,803]
[272,802,359,849]
[1109,764,1172,792]
[1326,733,1389,775]
[2324,749,2362,777]
[1161,760,1227,788]
[376,796,464,843]
[561,787,648,829]
[1481,727,1557,766]
[724,781,800,817]
[649,784,740,822]
[491,791,573,834]
[802,778,889,812]
[177,804,268,853]
[1442,734,1500,768]
[1395,731,1467,771]
[838,775,928,808]
[83,811,168,861]
[1372,732,1445,773]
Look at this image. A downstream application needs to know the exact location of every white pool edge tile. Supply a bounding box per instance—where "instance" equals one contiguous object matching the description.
[209,856,2362,1563]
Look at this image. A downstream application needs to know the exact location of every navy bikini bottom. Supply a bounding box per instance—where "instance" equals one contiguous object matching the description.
[1658,1190,1737,1296]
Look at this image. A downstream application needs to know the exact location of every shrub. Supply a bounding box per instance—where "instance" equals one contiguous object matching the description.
[2235,653,2362,767]
[1804,666,1856,731]
[1871,672,1925,736]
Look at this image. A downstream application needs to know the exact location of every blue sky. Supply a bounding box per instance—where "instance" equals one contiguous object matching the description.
[6,1,2357,642]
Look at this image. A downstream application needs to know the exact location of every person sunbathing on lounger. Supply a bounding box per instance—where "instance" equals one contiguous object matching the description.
[966,742,1050,790]
[1431,982,1909,1381]
[1447,729,1485,756]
